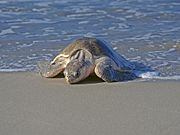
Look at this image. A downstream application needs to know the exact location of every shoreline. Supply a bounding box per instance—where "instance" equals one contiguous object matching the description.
[1,72,180,135]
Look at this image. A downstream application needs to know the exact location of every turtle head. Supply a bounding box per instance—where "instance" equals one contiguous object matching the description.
[63,59,92,84]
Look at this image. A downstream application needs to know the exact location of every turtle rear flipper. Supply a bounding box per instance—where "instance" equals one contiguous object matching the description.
[95,57,137,82]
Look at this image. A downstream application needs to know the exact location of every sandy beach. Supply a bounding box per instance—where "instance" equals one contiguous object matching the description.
[0,72,180,135]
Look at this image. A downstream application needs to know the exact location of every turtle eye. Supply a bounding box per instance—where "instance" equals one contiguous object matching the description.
[73,72,79,77]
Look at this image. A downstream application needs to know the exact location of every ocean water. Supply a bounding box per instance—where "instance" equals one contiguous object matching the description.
[0,0,180,79]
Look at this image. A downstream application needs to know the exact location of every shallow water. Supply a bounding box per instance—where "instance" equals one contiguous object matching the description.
[0,0,180,79]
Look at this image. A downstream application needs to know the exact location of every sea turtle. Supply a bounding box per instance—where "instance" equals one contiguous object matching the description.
[38,37,137,84]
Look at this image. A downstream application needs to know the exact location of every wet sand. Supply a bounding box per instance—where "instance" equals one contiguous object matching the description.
[0,72,180,135]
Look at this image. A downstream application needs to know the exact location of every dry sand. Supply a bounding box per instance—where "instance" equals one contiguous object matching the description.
[0,72,180,135]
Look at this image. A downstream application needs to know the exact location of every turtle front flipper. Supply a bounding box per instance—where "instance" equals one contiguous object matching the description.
[95,57,137,82]
[37,56,67,78]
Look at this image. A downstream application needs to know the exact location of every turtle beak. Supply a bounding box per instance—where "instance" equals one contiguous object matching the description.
[64,71,73,84]
[65,79,71,84]
[64,74,78,84]
[65,77,74,84]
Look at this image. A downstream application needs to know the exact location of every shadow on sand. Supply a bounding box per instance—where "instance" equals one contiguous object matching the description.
[37,59,158,85]
[53,73,104,85]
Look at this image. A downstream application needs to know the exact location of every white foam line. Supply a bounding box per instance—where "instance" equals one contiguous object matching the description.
[134,71,180,80]
[149,76,180,80]
[0,68,27,72]
[0,28,15,36]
